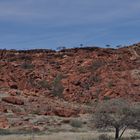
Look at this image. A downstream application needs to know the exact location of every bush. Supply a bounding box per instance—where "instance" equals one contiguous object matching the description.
[90,60,105,71]
[37,80,50,89]
[98,134,111,140]
[82,75,101,90]
[21,62,34,69]
[77,66,87,74]
[19,54,32,61]
[51,73,64,97]
[0,129,12,135]
[93,98,140,140]
[91,75,102,83]
[70,119,83,128]
[108,81,114,88]
[103,96,110,101]
[130,134,140,140]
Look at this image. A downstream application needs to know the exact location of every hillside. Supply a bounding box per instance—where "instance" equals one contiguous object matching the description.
[0,43,140,130]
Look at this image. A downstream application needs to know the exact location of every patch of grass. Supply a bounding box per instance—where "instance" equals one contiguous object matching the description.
[95,88,102,97]
[90,75,102,84]
[82,75,102,90]
[0,129,40,135]
[89,60,105,71]
[70,119,83,128]
[80,137,96,140]
[0,129,12,135]
[21,62,34,69]
[103,96,111,101]
[19,54,32,61]
[107,81,114,88]
[130,133,140,140]
[77,66,87,74]
[37,80,50,89]
[98,134,111,140]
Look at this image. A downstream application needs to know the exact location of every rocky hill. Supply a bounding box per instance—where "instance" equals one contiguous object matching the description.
[0,43,140,130]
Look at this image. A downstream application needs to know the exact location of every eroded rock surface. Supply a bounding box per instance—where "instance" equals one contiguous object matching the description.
[0,44,140,129]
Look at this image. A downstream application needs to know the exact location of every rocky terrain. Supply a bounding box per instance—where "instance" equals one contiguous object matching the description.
[0,43,140,131]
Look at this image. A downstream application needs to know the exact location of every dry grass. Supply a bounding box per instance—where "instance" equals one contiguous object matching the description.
[0,129,139,140]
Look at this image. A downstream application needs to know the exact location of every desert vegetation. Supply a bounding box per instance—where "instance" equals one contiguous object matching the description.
[0,98,139,140]
[92,98,140,140]
[51,73,64,97]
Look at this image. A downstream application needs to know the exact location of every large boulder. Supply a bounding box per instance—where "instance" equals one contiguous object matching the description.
[0,116,9,128]
[53,108,78,117]
[2,96,24,105]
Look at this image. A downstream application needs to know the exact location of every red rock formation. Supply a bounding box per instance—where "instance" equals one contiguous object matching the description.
[0,116,9,128]
[2,96,24,105]
[53,108,79,117]
[0,43,140,129]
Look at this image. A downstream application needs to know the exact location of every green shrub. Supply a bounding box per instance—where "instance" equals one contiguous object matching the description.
[70,119,83,128]
[21,62,34,69]
[0,129,12,135]
[77,66,87,74]
[51,73,64,97]
[103,96,110,100]
[130,133,140,140]
[89,75,101,84]
[37,80,50,89]
[90,60,105,71]
[82,75,101,90]
[108,81,114,88]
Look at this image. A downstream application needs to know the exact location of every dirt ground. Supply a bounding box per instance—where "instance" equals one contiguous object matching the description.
[0,129,139,140]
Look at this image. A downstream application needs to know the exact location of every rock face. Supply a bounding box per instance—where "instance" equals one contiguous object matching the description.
[0,43,140,129]
[2,96,24,105]
[53,108,78,117]
[0,116,9,128]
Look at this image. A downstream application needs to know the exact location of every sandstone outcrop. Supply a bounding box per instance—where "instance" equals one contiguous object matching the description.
[0,43,140,129]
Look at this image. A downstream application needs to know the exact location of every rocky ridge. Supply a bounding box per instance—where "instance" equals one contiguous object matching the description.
[0,43,140,130]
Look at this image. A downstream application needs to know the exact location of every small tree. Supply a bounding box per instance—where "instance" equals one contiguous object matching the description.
[106,44,111,48]
[56,46,66,51]
[93,98,140,140]
[51,74,64,97]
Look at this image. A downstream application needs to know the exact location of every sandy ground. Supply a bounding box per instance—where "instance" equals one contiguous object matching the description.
[0,129,139,140]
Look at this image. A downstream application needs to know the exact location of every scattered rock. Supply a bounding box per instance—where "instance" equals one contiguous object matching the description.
[0,116,9,128]
[131,69,140,80]
[2,96,24,105]
[54,108,78,117]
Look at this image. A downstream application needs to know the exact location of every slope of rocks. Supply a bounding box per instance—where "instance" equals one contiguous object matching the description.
[0,43,140,129]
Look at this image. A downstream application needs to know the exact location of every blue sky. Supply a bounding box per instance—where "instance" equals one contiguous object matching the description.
[0,0,140,50]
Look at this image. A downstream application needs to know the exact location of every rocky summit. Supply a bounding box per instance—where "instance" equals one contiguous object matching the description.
[0,43,140,130]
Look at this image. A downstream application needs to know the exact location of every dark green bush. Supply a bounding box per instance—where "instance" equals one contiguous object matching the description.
[51,73,64,97]
[70,119,83,128]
